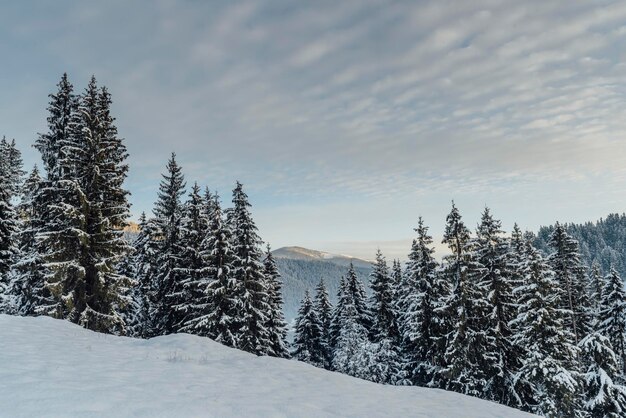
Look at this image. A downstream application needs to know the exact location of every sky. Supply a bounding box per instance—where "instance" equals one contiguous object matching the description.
[1,0,626,260]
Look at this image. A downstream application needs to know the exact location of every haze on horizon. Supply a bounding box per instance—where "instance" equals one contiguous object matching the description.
[1,0,626,260]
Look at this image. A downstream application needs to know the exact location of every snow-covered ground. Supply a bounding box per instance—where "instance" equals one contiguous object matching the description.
[0,315,535,418]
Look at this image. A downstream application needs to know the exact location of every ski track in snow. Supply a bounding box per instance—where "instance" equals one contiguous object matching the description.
[0,315,536,418]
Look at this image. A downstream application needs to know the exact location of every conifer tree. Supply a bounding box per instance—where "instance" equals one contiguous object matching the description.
[183,195,239,346]
[548,222,591,344]
[589,261,604,312]
[227,181,271,355]
[151,153,186,335]
[472,208,517,405]
[10,166,50,315]
[293,290,324,366]
[0,153,19,311]
[70,77,131,334]
[0,137,25,200]
[174,183,209,329]
[34,73,85,321]
[440,202,484,396]
[398,217,444,386]
[263,245,290,358]
[598,268,626,377]
[332,296,371,378]
[369,249,397,343]
[579,333,626,417]
[511,241,580,416]
[314,278,333,369]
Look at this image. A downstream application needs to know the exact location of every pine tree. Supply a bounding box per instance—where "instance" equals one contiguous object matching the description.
[71,77,131,334]
[440,202,485,396]
[589,261,604,313]
[314,278,333,369]
[34,73,85,321]
[263,245,289,358]
[174,183,209,330]
[0,137,25,201]
[579,333,626,417]
[548,222,591,344]
[511,241,580,416]
[332,298,371,378]
[293,290,324,366]
[397,217,443,386]
[598,268,626,378]
[0,150,19,311]
[183,195,239,346]
[227,181,270,355]
[369,249,398,343]
[10,166,50,315]
[126,212,160,337]
[151,153,186,335]
[472,208,518,405]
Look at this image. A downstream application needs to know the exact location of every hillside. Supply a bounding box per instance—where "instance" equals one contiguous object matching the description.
[0,315,536,418]
[273,246,373,269]
[274,255,372,322]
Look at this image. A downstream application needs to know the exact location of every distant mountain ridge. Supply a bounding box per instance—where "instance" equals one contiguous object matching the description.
[272,246,372,322]
[272,246,373,269]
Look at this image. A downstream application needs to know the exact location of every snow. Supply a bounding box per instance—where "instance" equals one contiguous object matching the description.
[0,315,536,418]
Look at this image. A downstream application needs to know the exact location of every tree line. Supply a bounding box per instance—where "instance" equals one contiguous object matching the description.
[292,207,626,417]
[0,74,288,358]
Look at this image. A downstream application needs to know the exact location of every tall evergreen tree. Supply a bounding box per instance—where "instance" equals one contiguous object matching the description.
[511,241,580,416]
[183,195,239,346]
[293,290,324,366]
[314,278,333,369]
[0,137,25,201]
[10,166,50,315]
[151,153,186,335]
[174,183,209,329]
[472,208,517,405]
[34,74,86,322]
[440,202,484,396]
[227,181,270,355]
[598,268,626,377]
[263,245,290,358]
[0,151,19,311]
[70,77,131,334]
[398,217,443,386]
[548,222,591,344]
[369,249,397,343]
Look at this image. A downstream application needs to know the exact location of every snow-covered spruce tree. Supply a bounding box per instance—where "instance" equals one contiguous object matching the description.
[226,181,271,355]
[10,166,50,316]
[0,137,25,201]
[472,208,518,406]
[293,290,324,366]
[173,183,209,330]
[397,217,445,387]
[314,278,333,369]
[151,153,186,335]
[598,268,626,378]
[34,73,86,321]
[0,151,19,311]
[263,245,289,358]
[125,212,160,337]
[330,264,371,351]
[68,77,131,334]
[440,202,485,397]
[332,299,371,379]
[182,195,239,346]
[511,241,581,416]
[548,222,593,344]
[579,332,626,417]
[369,249,398,343]
[589,261,604,313]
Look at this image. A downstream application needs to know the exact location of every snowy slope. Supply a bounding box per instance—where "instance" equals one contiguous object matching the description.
[0,315,536,418]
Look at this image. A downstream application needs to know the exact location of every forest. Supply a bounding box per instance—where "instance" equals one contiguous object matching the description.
[1,74,625,417]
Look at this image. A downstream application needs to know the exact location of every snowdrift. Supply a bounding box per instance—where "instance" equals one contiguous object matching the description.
[0,315,535,417]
